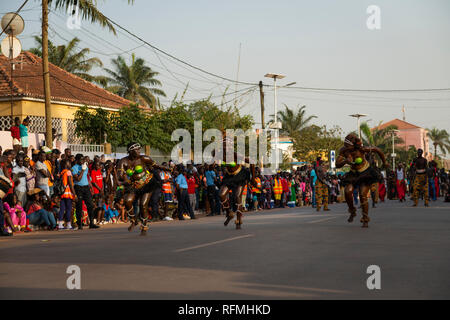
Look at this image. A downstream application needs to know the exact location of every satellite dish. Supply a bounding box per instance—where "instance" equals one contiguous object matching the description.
[1,36,22,59]
[1,13,25,36]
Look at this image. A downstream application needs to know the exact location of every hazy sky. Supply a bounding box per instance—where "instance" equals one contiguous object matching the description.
[2,0,450,142]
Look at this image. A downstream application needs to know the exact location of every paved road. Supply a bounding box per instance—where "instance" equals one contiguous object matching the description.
[1,200,449,299]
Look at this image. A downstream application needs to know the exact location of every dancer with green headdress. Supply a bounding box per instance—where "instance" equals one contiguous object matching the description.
[218,134,257,229]
[117,142,170,236]
[336,134,389,228]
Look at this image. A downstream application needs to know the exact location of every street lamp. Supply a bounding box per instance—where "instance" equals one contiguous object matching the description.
[390,129,399,169]
[1,12,24,125]
[349,114,367,139]
[265,73,285,171]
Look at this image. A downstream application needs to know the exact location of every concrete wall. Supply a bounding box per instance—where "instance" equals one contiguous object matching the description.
[396,127,430,157]
[0,130,45,155]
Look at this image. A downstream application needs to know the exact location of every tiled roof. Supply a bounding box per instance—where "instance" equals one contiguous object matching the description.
[375,119,421,130]
[0,51,135,109]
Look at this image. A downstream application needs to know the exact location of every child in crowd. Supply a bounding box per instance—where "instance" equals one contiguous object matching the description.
[50,194,61,224]
[3,194,27,232]
[81,201,89,226]
[114,196,126,223]
[93,194,105,225]
[104,195,119,223]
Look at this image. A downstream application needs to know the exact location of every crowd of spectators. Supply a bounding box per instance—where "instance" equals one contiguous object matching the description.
[0,144,449,237]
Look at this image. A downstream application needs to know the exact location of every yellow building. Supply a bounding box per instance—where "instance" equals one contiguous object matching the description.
[0,51,133,147]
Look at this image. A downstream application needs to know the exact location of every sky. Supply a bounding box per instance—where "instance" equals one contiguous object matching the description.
[2,0,450,149]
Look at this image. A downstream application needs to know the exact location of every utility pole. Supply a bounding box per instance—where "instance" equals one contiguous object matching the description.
[349,114,367,139]
[42,0,52,147]
[234,43,241,108]
[9,34,14,125]
[259,81,265,129]
[391,129,399,169]
[264,73,285,171]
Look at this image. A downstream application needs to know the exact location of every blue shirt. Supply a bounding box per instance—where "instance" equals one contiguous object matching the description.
[72,164,89,186]
[205,170,216,186]
[19,124,28,137]
[310,169,317,186]
[175,174,188,189]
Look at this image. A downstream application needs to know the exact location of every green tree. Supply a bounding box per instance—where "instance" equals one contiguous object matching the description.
[269,104,317,137]
[292,125,343,163]
[103,54,166,108]
[397,145,418,166]
[29,36,103,82]
[73,105,113,144]
[41,0,134,144]
[360,121,403,155]
[427,127,450,159]
[49,0,131,34]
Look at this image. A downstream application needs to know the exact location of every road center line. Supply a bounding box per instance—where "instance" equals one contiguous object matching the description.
[307,216,341,224]
[174,234,254,253]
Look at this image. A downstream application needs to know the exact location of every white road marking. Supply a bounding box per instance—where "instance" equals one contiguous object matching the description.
[174,234,254,253]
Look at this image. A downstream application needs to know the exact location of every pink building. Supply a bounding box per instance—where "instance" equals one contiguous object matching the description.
[377,119,431,159]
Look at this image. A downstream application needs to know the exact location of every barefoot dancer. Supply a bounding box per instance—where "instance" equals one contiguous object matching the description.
[336,134,388,228]
[219,135,256,230]
[411,148,429,207]
[117,143,170,236]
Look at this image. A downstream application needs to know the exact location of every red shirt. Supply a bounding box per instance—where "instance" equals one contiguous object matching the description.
[27,203,42,216]
[90,169,103,194]
[10,126,20,140]
[281,178,289,192]
[187,177,196,194]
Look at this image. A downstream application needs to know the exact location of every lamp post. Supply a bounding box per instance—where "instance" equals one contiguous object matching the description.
[390,129,399,169]
[349,114,367,139]
[1,12,24,125]
[264,73,285,171]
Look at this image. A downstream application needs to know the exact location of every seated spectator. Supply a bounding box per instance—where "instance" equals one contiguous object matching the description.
[104,196,119,223]
[49,195,64,230]
[114,196,126,223]
[3,194,27,232]
[26,188,57,230]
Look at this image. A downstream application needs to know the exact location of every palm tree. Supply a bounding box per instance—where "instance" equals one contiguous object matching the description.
[40,0,134,145]
[360,121,404,154]
[427,127,450,158]
[29,36,103,82]
[270,104,317,137]
[102,54,166,108]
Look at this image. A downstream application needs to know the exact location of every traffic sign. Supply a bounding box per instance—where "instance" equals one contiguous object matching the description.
[330,150,336,168]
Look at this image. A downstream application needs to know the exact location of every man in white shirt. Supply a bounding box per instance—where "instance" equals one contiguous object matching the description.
[12,154,27,207]
[35,151,51,197]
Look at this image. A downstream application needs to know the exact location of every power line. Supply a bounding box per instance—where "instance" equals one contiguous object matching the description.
[277,85,450,93]
[103,12,450,92]
[49,10,229,92]
[103,15,256,86]
[32,4,450,96]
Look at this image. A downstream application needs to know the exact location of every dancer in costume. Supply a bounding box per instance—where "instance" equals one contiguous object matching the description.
[410,149,429,207]
[315,160,330,212]
[116,143,170,235]
[336,134,388,228]
[219,135,256,229]
[365,148,383,208]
